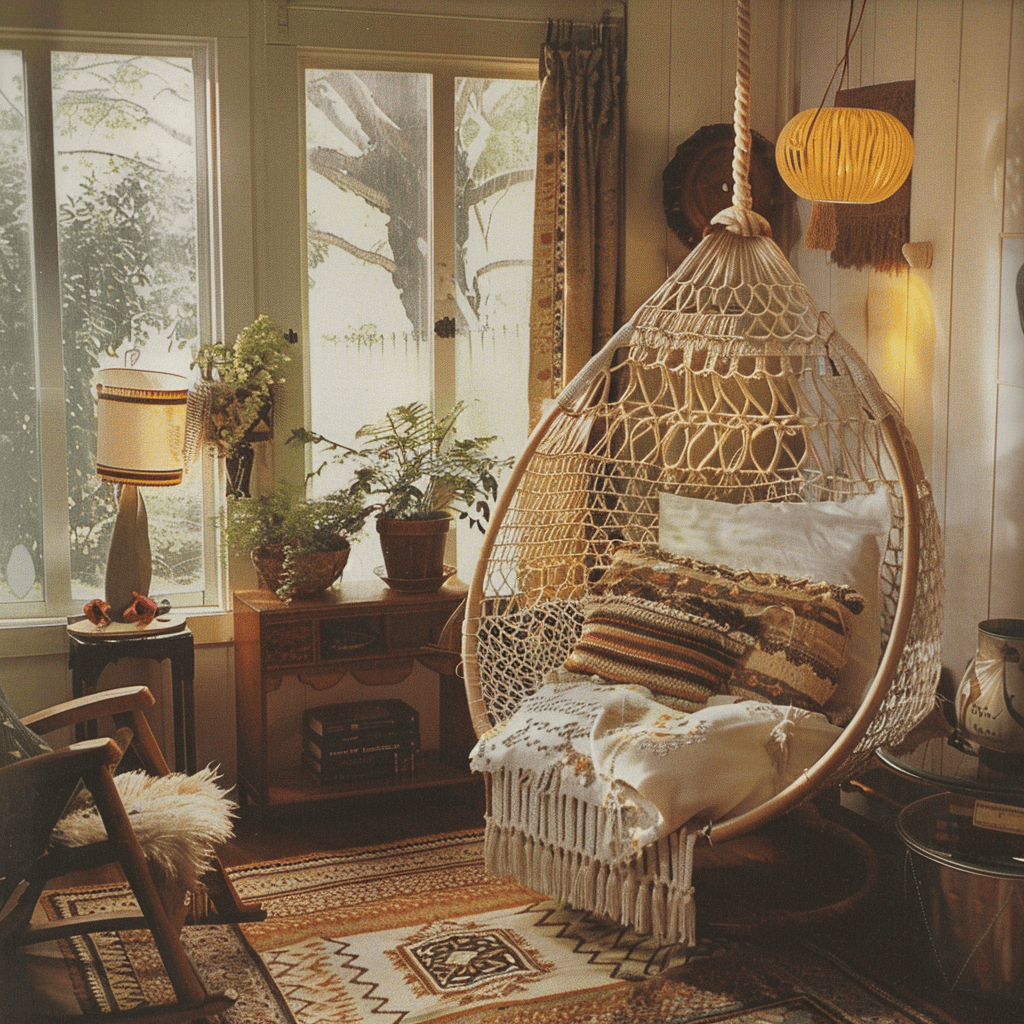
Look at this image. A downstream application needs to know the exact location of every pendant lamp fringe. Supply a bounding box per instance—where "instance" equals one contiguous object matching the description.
[805,201,838,251]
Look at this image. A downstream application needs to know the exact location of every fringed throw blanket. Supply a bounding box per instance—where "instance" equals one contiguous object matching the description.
[470,673,840,946]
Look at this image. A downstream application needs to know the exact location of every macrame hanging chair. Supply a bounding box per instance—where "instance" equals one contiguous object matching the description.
[462,0,943,947]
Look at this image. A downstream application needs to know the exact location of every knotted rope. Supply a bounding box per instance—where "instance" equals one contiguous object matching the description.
[712,0,771,237]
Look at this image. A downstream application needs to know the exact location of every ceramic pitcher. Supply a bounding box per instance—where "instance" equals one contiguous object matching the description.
[955,619,1024,756]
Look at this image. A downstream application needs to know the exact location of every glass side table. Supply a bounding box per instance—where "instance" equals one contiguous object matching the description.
[877,714,1024,805]
[878,713,1024,1002]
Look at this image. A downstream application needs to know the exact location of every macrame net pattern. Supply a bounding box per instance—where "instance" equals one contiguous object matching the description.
[465,226,942,768]
[461,0,943,943]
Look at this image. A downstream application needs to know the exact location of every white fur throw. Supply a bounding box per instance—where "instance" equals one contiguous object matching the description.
[50,766,235,893]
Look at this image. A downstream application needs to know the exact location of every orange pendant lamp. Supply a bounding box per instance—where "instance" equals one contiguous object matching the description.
[775,0,914,204]
[776,105,913,203]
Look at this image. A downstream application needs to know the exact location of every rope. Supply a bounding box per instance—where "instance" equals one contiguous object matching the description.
[731,0,753,211]
[712,0,769,237]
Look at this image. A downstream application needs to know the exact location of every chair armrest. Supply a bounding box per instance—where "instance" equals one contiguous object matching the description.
[22,686,156,736]
[0,737,123,788]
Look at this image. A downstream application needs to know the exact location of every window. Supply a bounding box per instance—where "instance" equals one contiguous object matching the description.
[0,40,221,619]
[302,58,538,580]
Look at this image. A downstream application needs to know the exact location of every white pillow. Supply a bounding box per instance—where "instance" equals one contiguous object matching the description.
[658,491,891,708]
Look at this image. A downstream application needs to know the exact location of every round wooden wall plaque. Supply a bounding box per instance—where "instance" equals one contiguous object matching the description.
[663,123,792,250]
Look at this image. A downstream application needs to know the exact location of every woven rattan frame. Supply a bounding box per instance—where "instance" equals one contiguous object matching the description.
[462,0,942,847]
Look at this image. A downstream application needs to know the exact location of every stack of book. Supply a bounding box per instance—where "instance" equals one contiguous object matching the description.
[302,699,420,784]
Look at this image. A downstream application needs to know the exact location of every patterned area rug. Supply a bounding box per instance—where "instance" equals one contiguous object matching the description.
[37,830,954,1024]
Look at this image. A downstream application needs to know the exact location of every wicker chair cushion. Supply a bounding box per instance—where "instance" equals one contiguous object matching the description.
[658,491,890,710]
[566,546,863,713]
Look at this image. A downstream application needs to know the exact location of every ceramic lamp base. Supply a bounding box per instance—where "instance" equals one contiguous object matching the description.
[104,484,152,622]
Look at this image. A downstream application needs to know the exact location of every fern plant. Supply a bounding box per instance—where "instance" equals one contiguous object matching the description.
[222,483,370,554]
[291,402,512,532]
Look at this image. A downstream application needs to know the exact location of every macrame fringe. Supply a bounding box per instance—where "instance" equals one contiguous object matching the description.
[483,769,697,948]
[829,213,909,275]
[804,201,837,251]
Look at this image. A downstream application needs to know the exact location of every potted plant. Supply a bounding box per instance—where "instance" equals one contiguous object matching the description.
[291,401,512,588]
[191,315,292,495]
[222,482,370,601]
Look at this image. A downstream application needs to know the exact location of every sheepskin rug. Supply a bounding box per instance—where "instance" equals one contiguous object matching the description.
[50,766,235,902]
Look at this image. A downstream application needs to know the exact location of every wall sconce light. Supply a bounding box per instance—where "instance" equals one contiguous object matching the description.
[94,368,187,625]
[902,241,933,270]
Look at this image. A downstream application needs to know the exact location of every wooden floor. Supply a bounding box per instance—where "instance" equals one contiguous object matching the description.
[222,778,487,866]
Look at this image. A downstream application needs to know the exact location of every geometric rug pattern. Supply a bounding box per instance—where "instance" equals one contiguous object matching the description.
[38,830,955,1024]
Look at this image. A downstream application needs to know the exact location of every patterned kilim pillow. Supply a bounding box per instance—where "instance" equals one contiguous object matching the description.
[572,546,865,712]
[564,592,749,709]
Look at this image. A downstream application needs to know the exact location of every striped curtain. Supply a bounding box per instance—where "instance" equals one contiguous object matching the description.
[528,17,625,428]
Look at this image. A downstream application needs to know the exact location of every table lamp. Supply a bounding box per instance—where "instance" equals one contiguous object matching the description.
[94,368,188,625]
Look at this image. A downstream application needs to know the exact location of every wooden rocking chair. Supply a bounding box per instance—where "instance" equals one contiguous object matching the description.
[462,0,943,946]
[1,684,264,1022]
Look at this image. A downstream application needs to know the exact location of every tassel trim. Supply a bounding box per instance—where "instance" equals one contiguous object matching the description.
[482,768,698,947]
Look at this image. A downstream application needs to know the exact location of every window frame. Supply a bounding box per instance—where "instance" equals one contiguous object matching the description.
[0,16,251,627]
[296,48,540,411]
[257,0,621,496]
[294,50,541,579]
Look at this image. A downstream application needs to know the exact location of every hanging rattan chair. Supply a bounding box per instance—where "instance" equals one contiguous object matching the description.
[461,0,942,947]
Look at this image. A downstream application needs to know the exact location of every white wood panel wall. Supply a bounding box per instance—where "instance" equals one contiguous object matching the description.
[625,0,1024,683]
[624,0,785,308]
[789,0,1024,678]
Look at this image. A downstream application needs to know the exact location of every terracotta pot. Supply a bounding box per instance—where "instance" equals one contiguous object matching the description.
[375,515,451,586]
[251,543,349,600]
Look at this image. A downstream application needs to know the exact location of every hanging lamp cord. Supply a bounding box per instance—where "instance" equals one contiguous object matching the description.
[801,0,869,150]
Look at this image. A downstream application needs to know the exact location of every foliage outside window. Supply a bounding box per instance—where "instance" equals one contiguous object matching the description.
[303,64,538,581]
[0,45,217,616]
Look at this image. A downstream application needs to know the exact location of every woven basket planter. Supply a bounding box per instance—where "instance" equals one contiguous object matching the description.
[251,543,349,600]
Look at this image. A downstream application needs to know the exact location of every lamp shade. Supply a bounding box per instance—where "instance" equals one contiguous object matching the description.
[96,368,188,486]
[775,106,913,204]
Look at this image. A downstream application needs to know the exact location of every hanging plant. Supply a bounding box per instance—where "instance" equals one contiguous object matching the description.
[190,315,291,459]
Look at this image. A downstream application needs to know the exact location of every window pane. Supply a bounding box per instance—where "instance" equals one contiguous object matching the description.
[453,77,537,573]
[0,50,43,605]
[305,68,432,580]
[51,52,205,605]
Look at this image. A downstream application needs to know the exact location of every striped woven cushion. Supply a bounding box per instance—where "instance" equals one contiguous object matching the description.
[568,546,864,712]
[564,593,749,709]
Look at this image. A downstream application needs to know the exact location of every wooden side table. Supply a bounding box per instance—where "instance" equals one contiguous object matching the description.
[67,619,197,775]
[233,578,475,811]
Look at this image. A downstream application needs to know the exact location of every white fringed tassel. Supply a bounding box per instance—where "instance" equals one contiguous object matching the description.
[620,866,636,927]
[634,879,651,936]
[594,861,609,918]
[679,831,698,947]
[480,771,699,948]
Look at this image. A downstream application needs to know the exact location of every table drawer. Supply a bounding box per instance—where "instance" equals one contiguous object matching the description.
[262,619,316,666]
